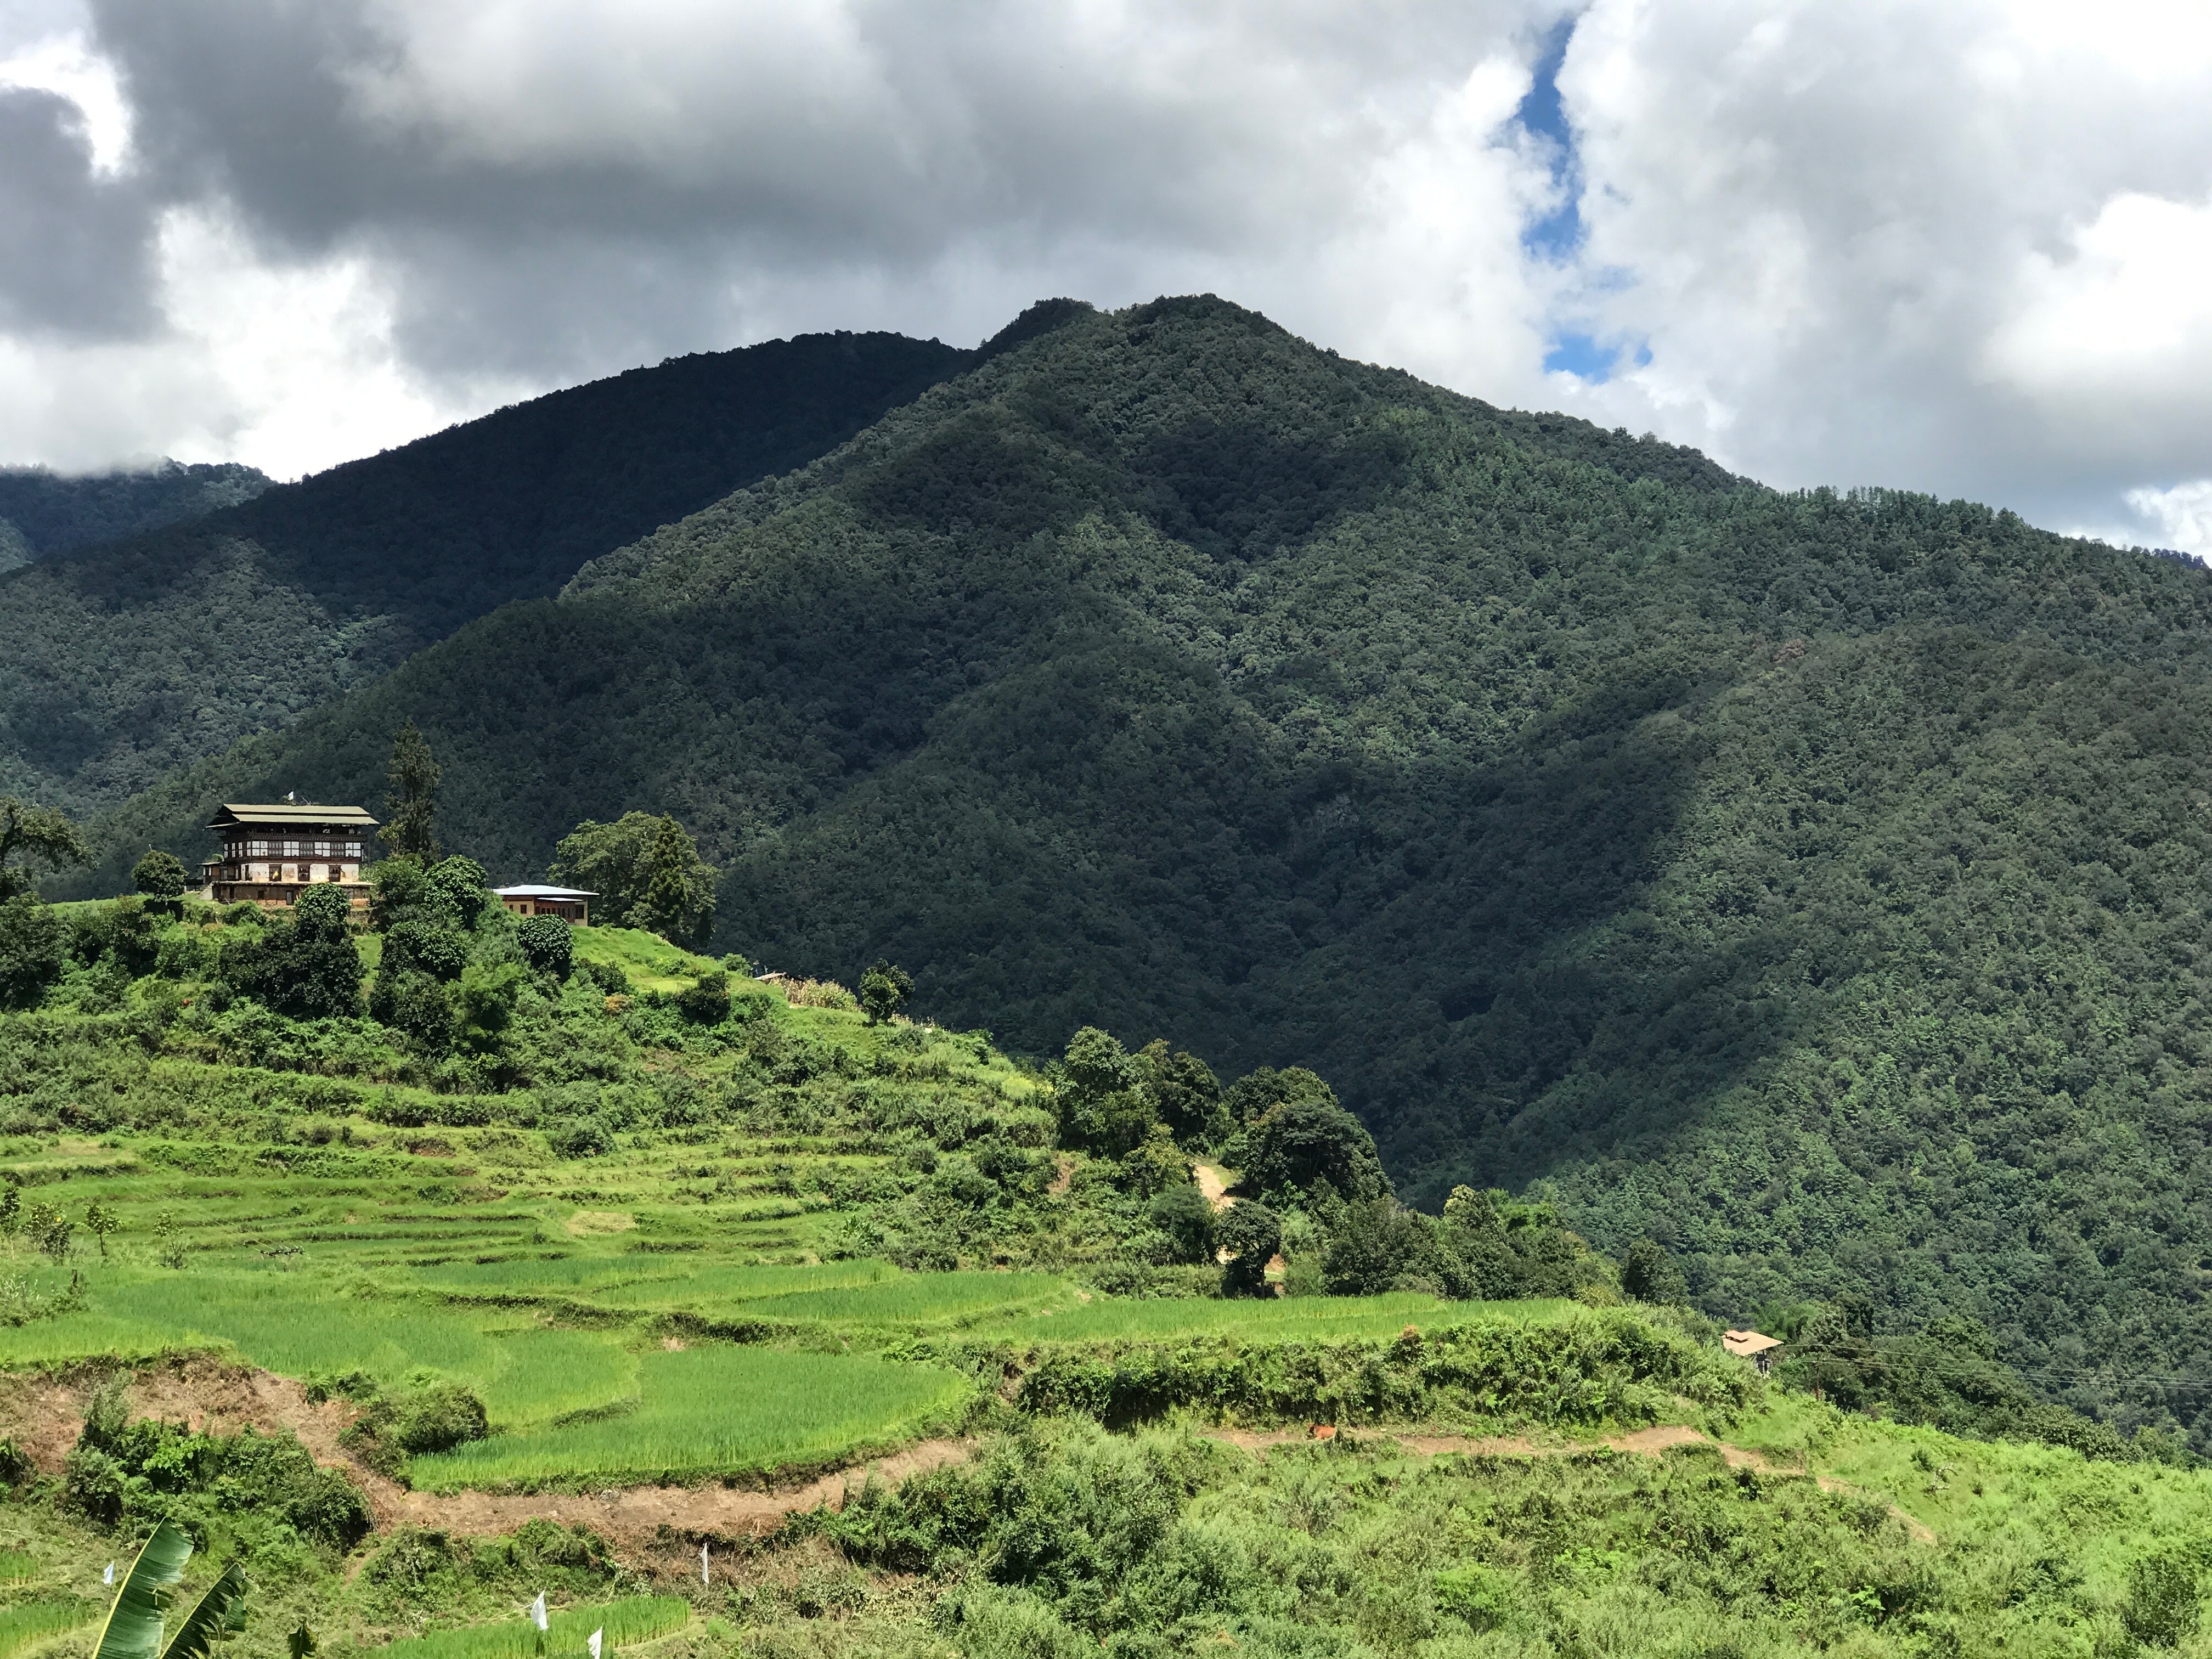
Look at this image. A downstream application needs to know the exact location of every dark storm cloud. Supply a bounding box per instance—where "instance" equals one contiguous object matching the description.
[0,84,154,334]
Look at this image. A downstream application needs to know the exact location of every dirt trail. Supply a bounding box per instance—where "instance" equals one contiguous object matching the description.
[1194,1164,1234,1211]
[1200,1423,1937,1544]
[0,1359,968,1543]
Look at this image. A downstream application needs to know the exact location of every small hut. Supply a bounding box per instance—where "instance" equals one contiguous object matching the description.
[492,885,595,925]
[1722,1329,1784,1374]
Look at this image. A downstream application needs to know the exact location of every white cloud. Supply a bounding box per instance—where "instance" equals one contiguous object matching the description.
[2123,480,2212,558]
[2,0,2212,545]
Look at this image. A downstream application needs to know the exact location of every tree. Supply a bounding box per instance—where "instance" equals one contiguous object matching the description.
[426,856,490,930]
[1240,1086,1389,1204]
[1148,1181,1216,1263]
[380,721,441,859]
[1620,1239,1687,1304]
[0,895,67,1008]
[550,812,716,941]
[218,891,363,1019]
[859,959,913,1024]
[516,915,573,978]
[675,969,731,1024]
[1054,1027,1158,1157]
[131,850,190,901]
[1138,1042,1226,1143]
[1216,1201,1281,1297]
[0,798,90,901]
[454,962,524,1054]
[84,1201,117,1258]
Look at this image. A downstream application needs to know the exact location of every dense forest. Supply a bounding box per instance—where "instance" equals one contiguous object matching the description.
[52,294,2212,1442]
[0,460,266,572]
[0,330,971,814]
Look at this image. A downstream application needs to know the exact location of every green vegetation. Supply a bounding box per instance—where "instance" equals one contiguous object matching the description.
[5,330,969,833]
[0,461,267,573]
[63,294,2212,1448]
[371,1598,687,1659]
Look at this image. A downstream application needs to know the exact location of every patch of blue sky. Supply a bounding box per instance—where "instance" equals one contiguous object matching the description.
[1515,15,1582,262]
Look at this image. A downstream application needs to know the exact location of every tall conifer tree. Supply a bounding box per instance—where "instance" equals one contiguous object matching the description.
[380,722,441,860]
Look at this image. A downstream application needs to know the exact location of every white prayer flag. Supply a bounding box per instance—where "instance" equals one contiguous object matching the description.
[528,1594,548,1633]
[103,1563,114,1586]
[588,1630,602,1659]
[699,1543,710,1586]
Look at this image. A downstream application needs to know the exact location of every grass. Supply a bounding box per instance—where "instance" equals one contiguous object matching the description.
[408,1346,972,1490]
[371,1598,689,1659]
[955,1291,1582,1344]
[0,1601,101,1659]
[0,1550,38,1583]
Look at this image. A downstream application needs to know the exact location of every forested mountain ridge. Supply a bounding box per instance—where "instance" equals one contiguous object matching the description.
[0,329,969,814]
[0,458,267,571]
[75,294,2212,1442]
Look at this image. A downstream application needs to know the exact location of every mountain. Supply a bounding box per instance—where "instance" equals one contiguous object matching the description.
[79,294,2212,1441]
[0,459,268,571]
[0,330,970,812]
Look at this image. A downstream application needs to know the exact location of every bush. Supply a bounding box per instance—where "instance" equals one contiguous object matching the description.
[385,918,469,981]
[2124,1550,2203,1647]
[675,968,730,1024]
[1216,1201,1281,1297]
[1620,1239,1687,1304]
[342,1383,489,1477]
[218,908,364,1019]
[549,1116,616,1159]
[1242,1090,1388,1203]
[294,882,352,936]
[1148,1181,1216,1264]
[517,914,573,977]
[0,896,65,1008]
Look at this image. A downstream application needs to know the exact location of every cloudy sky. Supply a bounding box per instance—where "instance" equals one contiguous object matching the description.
[4,0,2212,553]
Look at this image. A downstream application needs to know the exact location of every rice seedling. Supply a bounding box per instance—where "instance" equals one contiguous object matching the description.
[0,1548,37,1582]
[369,1598,689,1659]
[0,1600,101,1659]
[408,1346,970,1489]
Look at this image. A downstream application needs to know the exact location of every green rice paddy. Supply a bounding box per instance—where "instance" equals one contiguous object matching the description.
[371,1598,689,1659]
[0,1600,100,1659]
[408,1347,970,1490]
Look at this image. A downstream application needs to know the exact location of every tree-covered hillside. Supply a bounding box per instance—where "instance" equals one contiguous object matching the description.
[0,330,969,814]
[0,460,267,572]
[74,295,2212,1440]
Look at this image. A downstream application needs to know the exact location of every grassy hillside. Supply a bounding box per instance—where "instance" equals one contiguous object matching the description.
[0,461,267,573]
[6,330,969,821]
[4,896,2210,1657]
[76,295,2212,1442]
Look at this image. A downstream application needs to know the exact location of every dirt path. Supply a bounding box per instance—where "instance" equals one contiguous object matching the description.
[1193,1164,1234,1211]
[1199,1423,1937,1544]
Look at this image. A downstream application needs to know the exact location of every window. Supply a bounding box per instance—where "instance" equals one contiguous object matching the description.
[326,866,343,882]
[296,864,311,882]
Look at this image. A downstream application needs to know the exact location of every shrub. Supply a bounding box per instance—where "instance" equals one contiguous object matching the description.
[1216,1201,1281,1297]
[859,959,913,1024]
[1435,1565,1515,1632]
[0,896,66,1008]
[1148,1181,1216,1264]
[549,1116,616,1159]
[1620,1239,1687,1304]
[1243,1092,1388,1203]
[675,969,730,1024]
[517,914,573,977]
[2124,1550,2202,1648]
[385,918,469,981]
[342,1383,490,1477]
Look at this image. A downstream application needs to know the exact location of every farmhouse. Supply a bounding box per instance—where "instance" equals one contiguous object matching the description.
[1722,1329,1784,1374]
[493,884,595,925]
[202,802,378,909]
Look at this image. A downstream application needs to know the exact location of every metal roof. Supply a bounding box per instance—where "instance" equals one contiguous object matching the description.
[208,803,379,828]
[492,884,598,899]
[1721,1329,1783,1357]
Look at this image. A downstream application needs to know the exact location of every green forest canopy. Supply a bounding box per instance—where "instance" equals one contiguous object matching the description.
[0,330,972,816]
[57,294,2212,1440]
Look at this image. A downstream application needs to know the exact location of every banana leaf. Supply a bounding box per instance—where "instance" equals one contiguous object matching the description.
[92,1523,191,1659]
[160,1564,248,1659]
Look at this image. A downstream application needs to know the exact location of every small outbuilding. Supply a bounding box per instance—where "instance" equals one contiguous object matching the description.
[1722,1329,1784,1374]
[493,884,595,925]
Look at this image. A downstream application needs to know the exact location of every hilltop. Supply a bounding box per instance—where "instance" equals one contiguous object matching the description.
[0,460,267,572]
[63,295,2212,1447]
[0,330,969,814]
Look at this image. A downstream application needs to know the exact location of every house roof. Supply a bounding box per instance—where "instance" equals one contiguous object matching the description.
[1722,1329,1784,1358]
[492,885,597,899]
[208,803,379,829]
